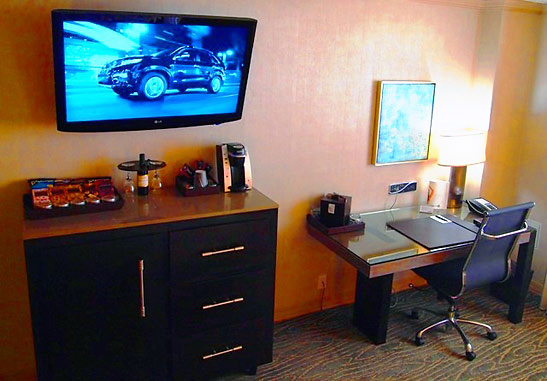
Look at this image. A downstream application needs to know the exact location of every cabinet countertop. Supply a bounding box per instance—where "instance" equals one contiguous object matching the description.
[23,187,278,241]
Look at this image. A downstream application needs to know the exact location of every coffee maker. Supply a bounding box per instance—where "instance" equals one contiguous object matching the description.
[216,143,253,192]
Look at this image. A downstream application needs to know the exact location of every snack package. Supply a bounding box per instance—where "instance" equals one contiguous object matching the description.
[31,188,52,209]
[48,185,69,208]
[28,178,55,190]
[97,180,117,203]
[82,182,100,204]
[66,184,85,205]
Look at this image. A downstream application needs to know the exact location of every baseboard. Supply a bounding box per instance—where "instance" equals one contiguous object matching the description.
[274,296,354,323]
[274,278,546,323]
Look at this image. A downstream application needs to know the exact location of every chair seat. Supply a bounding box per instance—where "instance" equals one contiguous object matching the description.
[413,258,466,297]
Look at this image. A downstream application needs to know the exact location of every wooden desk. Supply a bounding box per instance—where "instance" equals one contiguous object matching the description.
[307,206,536,345]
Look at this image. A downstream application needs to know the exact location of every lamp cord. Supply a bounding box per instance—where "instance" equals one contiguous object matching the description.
[388,194,398,210]
[320,281,326,311]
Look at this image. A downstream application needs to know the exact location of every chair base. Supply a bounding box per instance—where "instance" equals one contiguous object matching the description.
[410,307,460,320]
[414,305,497,361]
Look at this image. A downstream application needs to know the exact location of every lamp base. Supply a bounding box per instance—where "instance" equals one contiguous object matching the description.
[447,166,467,208]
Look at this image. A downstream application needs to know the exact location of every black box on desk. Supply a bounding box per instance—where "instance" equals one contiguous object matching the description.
[320,193,352,227]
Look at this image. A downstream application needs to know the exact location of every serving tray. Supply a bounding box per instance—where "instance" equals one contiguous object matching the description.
[175,176,220,197]
[24,189,124,220]
[306,213,365,235]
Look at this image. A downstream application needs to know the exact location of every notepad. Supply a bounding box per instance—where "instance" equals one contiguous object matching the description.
[387,215,477,250]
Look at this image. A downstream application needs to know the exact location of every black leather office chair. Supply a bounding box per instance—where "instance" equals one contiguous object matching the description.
[411,202,534,361]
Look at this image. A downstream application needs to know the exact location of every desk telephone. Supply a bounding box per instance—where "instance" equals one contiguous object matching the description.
[466,198,497,216]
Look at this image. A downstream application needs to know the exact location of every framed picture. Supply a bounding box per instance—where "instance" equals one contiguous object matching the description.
[372,81,436,165]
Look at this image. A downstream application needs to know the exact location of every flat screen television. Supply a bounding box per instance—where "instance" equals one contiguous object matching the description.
[51,10,257,132]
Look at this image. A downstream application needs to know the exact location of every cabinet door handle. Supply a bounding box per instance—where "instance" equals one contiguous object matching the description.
[201,245,245,257]
[202,345,243,360]
[202,297,244,310]
[139,259,146,318]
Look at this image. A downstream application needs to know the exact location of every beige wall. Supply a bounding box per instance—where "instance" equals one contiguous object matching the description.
[516,8,547,301]
[481,4,546,291]
[533,10,547,311]
[1,0,543,378]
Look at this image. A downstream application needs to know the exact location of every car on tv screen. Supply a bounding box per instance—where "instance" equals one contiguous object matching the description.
[98,46,226,100]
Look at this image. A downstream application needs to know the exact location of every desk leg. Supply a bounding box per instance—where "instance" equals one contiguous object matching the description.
[490,229,536,323]
[353,271,393,345]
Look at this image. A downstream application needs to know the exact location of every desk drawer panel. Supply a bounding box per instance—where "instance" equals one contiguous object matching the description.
[170,219,273,281]
[172,270,274,333]
[173,319,267,379]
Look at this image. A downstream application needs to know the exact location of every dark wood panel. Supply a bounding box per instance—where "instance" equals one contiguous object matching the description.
[172,319,268,379]
[172,270,274,333]
[170,218,275,282]
[353,272,393,345]
[28,234,170,380]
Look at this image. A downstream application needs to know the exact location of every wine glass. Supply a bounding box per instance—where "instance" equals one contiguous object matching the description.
[123,172,135,193]
[151,170,162,191]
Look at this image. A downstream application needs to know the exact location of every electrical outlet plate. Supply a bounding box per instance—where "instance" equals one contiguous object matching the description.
[389,181,417,195]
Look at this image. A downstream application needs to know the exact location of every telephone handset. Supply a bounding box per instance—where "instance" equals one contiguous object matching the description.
[466,198,498,216]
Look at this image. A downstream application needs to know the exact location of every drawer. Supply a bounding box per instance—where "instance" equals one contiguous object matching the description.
[172,270,274,333]
[170,219,274,281]
[173,319,269,379]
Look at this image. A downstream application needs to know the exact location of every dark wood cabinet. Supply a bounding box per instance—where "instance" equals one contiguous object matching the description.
[24,189,278,380]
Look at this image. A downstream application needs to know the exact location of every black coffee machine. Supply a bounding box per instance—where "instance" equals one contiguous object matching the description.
[216,143,253,192]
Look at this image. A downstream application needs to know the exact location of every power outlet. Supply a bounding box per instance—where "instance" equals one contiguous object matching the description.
[389,181,417,195]
[317,275,327,290]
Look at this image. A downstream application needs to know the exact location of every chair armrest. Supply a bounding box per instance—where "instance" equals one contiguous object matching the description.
[481,222,528,240]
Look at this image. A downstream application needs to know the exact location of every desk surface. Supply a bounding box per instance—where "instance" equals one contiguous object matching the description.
[347,207,474,263]
[307,206,475,278]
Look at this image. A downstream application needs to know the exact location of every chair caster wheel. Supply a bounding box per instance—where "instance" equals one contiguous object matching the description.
[415,336,425,346]
[487,331,498,340]
[465,351,476,361]
[410,309,420,319]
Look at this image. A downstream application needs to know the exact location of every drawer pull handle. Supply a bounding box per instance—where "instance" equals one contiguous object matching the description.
[202,297,244,310]
[139,259,146,318]
[202,345,243,360]
[201,245,245,257]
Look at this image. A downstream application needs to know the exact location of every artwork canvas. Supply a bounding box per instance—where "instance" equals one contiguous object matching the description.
[372,81,436,165]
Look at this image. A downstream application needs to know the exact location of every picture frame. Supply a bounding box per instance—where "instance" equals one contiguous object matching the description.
[372,81,436,165]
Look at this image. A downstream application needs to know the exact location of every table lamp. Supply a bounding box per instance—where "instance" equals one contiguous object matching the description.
[437,130,487,208]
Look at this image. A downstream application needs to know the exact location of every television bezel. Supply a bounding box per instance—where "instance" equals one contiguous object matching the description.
[51,9,257,133]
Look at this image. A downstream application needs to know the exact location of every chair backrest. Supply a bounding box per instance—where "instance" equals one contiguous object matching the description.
[462,202,534,291]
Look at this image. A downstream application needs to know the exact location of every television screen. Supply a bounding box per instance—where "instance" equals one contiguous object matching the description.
[51,10,257,132]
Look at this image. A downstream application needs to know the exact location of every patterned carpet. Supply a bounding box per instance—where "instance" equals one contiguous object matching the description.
[221,288,547,380]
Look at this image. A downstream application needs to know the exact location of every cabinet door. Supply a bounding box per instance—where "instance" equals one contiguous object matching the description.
[36,234,169,380]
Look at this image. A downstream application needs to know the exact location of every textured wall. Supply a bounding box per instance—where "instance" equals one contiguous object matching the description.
[481,6,546,290]
[0,0,489,378]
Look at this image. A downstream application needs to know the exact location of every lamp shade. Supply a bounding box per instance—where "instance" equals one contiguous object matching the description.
[437,130,487,167]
